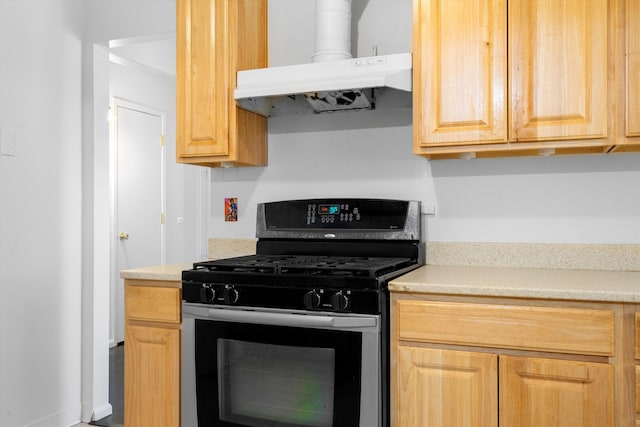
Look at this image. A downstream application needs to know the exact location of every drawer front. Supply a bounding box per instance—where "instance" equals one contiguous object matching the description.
[397,300,614,356]
[125,285,181,324]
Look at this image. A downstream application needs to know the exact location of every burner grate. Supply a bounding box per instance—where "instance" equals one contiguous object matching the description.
[194,255,414,278]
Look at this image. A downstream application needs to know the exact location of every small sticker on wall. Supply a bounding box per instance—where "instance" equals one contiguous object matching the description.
[225,198,238,222]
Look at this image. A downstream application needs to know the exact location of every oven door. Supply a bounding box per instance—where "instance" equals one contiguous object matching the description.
[182,303,381,427]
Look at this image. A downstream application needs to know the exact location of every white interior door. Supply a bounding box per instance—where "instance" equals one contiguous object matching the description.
[113,99,165,344]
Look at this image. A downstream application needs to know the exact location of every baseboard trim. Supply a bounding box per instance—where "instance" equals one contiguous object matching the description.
[23,403,82,427]
[92,403,113,421]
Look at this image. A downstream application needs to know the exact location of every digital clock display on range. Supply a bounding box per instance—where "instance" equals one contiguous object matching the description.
[318,204,340,215]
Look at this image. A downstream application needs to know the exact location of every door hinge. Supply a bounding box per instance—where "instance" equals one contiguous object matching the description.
[160,134,165,146]
[160,213,165,225]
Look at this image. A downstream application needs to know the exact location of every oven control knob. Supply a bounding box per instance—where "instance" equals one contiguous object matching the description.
[223,287,239,305]
[331,291,350,311]
[200,285,216,303]
[303,290,322,309]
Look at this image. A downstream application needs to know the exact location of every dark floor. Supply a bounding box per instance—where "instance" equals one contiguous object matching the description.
[91,344,124,427]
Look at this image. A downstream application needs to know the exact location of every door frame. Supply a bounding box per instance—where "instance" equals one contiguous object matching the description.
[108,96,167,346]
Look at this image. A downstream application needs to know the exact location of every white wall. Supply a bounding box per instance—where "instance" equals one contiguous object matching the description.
[84,0,175,44]
[208,110,434,240]
[426,154,640,244]
[208,0,640,246]
[0,0,193,425]
[0,1,84,426]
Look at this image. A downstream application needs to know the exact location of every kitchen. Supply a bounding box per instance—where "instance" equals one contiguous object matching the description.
[1,0,639,427]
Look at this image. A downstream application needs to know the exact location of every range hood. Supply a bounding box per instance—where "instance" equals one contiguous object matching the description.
[235,53,412,116]
[234,0,412,117]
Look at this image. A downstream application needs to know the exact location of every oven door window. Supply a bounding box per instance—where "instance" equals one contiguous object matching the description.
[194,320,362,427]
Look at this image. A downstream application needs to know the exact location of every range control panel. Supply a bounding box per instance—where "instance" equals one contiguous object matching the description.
[263,198,409,230]
[181,281,383,315]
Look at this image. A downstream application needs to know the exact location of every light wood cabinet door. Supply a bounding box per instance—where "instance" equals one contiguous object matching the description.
[176,0,267,166]
[396,346,498,427]
[509,0,608,142]
[500,355,614,427]
[125,324,180,427]
[413,0,507,147]
[627,0,640,136]
[177,0,229,158]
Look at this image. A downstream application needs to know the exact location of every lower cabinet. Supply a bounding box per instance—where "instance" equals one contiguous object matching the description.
[500,355,613,426]
[391,296,630,426]
[397,346,612,427]
[396,346,498,426]
[124,279,181,427]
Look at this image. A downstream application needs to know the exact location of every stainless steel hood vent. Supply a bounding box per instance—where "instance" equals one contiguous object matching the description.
[234,52,412,116]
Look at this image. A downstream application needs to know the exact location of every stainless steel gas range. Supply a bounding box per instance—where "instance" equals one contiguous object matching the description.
[181,198,423,427]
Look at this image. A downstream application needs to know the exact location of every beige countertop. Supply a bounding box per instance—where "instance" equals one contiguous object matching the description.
[120,263,193,281]
[390,264,640,302]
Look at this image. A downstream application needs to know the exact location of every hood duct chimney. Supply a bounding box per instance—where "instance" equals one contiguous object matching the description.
[306,0,374,112]
[312,0,352,63]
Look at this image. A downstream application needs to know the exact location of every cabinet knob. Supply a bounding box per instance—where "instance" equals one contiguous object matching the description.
[119,232,129,240]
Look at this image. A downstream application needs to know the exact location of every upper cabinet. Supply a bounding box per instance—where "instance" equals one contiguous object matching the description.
[176,0,268,167]
[412,0,508,147]
[627,0,640,137]
[509,0,607,142]
[414,0,639,160]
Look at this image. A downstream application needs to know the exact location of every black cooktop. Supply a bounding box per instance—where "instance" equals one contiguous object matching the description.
[192,255,415,278]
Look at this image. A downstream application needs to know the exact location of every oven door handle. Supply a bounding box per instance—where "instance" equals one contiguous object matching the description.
[206,308,377,329]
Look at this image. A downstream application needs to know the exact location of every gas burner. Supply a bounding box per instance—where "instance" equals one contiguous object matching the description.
[194,255,323,274]
[279,256,415,277]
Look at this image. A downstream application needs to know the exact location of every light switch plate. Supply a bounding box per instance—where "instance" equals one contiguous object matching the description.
[421,204,436,215]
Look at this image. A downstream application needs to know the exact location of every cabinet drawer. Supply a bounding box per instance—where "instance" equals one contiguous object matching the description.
[397,300,614,356]
[125,286,181,324]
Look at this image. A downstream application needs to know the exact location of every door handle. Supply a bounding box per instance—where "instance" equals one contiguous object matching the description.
[206,308,378,329]
[119,232,129,240]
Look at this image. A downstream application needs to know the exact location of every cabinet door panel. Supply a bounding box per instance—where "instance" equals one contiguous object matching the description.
[413,0,507,147]
[509,0,608,141]
[396,346,497,427]
[177,0,229,157]
[125,324,180,427]
[500,355,613,427]
[627,0,640,136]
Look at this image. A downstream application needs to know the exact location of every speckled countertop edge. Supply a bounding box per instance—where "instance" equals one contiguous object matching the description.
[120,263,193,281]
[426,241,640,271]
[390,264,640,303]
